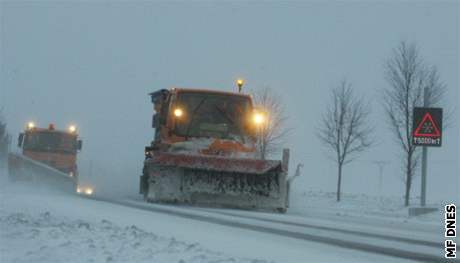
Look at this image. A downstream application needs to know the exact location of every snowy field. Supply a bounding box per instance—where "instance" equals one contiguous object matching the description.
[0,166,447,263]
[289,190,449,223]
[0,178,270,263]
[1,211,263,263]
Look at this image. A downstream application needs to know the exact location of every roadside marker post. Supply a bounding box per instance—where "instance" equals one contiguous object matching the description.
[412,89,443,207]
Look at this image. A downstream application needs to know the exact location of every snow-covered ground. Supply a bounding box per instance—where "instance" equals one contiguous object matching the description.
[1,211,260,263]
[290,189,449,224]
[0,180,269,262]
[1,166,431,263]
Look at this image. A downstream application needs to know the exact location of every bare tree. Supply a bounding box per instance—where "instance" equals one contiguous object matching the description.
[383,41,447,207]
[318,80,373,202]
[252,87,290,160]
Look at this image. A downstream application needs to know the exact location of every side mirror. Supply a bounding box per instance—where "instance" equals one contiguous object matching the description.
[18,133,24,147]
[152,114,158,128]
[144,146,154,159]
[77,140,83,151]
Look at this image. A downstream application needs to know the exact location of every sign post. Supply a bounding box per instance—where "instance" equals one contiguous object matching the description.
[412,89,443,208]
[421,90,428,207]
[421,140,427,206]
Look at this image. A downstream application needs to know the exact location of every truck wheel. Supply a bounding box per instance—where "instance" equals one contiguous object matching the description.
[276,207,287,214]
[143,182,149,201]
[140,166,149,201]
[8,166,17,182]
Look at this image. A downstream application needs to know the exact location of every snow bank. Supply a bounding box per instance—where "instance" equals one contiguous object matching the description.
[290,190,446,223]
[0,210,270,263]
[0,169,271,263]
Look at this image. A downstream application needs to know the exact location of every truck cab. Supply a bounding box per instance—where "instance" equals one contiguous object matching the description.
[149,88,265,155]
[17,123,82,178]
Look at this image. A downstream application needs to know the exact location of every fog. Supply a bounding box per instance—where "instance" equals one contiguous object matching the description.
[1,1,458,202]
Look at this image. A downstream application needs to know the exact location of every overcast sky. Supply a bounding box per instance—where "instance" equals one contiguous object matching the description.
[1,1,458,201]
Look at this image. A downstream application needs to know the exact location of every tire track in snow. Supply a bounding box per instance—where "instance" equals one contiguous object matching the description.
[88,196,452,263]
[192,208,440,248]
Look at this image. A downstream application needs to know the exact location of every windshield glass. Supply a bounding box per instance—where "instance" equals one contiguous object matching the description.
[174,92,252,140]
[23,131,77,153]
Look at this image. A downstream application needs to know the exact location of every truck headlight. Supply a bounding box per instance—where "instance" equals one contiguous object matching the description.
[253,113,265,125]
[27,122,35,129]
[174,108,183,117]
[69,125,77,133]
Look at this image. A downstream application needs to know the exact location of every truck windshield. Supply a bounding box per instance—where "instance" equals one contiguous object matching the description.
[23,131,77,153]
[174,92,252,140]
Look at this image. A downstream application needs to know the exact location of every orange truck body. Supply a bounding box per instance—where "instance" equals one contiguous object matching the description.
[153,88,258,154]
[140,87,289,212]
[18,125,81,177]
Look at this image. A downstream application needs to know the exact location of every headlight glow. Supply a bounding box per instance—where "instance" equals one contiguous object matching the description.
[27,122,35,129]
[84,188,93,195]
[76,187,82,193]
[69,125,77,133]
[253,113,265,125]
[174,108,183,117]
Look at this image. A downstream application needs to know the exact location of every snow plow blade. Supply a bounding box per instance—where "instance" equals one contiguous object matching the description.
[141,150,289,212]
[8,153,76,193]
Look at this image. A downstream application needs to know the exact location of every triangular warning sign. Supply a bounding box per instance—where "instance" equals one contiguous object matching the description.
[414,113,441,137]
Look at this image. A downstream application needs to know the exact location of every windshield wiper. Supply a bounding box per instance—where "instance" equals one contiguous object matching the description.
[184,97,207,139]
[214,105,245,143]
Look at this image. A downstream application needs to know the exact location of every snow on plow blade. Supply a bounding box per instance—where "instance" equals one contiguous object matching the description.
[143,150,289,212]
[149,152,283,174]
[8,153,76,193]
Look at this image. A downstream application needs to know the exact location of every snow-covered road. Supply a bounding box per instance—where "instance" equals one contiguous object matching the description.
[91,196,445,263]
[2,211,252,263]
[1,178,451,263]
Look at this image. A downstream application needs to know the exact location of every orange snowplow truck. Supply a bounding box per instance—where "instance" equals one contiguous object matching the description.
[8,122,82,191]
[18,123,82,176]
[140,88,290,212]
